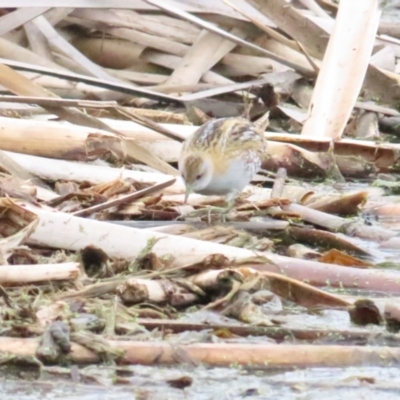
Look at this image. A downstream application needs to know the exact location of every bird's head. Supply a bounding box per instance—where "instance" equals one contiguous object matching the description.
[179,154,213,203]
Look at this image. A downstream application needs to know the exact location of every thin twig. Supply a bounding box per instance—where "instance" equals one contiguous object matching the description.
[0,95,118,108]
[115,106,186,142]
[72,178,176,216]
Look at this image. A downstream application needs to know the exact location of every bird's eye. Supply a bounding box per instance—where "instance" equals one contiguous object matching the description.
[195,174,202,180]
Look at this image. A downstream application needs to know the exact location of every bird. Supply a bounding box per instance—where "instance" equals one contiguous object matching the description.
[179,117,267,218]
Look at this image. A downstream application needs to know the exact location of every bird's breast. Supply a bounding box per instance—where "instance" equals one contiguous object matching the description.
[197,156,261,196]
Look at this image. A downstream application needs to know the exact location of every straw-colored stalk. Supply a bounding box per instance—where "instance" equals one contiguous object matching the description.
[302,0,382,139]
[1,337,400,368]
[5,151,185,196]
[0,117,124,161]
[0,263,80,284]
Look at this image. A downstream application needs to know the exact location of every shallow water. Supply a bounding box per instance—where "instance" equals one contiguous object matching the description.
[2,365,400,400]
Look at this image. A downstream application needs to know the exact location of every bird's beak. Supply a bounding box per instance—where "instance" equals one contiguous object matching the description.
[184,185,193,204]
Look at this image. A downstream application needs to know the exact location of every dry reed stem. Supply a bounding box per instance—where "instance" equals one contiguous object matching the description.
[0,262,80,284]
[1,337,400,368]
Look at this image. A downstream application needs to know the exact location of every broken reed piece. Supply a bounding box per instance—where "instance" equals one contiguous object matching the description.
[0,95,119,109]
[282,202,397,243]
[257,269,351,309]
[113,220,289,232]
[72,178,176,216]
[270,167,287,198]
[2,337,400,368]
[135,318,396,343]
[0,263,80,284]
[0,148,48,189]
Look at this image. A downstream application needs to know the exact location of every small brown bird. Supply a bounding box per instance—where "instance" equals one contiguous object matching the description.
[179,117,267,214]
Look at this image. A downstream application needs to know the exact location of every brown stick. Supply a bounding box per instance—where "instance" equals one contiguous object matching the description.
[134,318,390,342]
[2,337,400,368]
[252,257,400,294]
[72,178,176,216]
